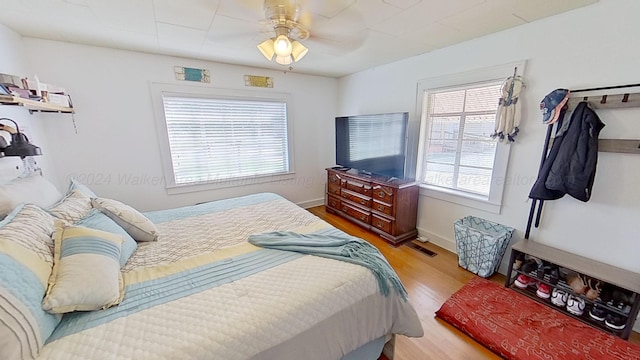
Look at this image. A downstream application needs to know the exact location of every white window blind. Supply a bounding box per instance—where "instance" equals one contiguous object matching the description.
[161,95,290,185]
[422,82,501,197]
[348,114,405,161]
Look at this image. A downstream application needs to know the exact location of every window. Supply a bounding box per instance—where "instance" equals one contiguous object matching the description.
[422,82,501,197]
[151,84,294,193]
[416,62,523,213]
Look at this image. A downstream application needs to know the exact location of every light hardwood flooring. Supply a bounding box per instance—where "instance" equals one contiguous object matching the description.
[307,206,640,360]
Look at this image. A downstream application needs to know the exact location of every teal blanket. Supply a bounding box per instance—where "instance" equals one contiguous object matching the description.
[248,230,408,300]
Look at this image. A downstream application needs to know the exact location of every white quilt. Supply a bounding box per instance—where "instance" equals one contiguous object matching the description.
[38,193,423,360]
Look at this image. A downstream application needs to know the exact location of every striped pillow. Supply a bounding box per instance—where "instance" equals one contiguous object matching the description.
[0,204,62,360]
[75,209,138,267]
[42,224,124,314]
[48,190,92,223]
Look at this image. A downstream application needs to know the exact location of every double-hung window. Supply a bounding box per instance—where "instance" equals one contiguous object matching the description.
[151,84,294,193]
[416,63,522,213]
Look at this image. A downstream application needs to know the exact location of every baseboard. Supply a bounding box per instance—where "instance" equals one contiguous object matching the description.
[297,197,324,209]
[417,226,456,254]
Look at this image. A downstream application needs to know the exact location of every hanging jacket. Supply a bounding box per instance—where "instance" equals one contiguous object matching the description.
[528,107,570,201]
[544,101,605,202]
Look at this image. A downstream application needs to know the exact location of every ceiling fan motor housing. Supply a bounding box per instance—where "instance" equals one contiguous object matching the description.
[264,0,309,40]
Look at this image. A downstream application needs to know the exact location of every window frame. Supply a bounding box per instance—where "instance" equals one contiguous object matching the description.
[150,83,295,195]
[415,61,525,213]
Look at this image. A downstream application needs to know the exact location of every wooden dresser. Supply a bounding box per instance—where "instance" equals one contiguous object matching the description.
[325,168,419,246]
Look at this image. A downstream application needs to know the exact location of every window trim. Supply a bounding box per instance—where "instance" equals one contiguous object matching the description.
[415,61,526,214]
[150,82,296,195]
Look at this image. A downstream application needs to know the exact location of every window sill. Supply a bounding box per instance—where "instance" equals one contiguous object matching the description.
[166,172,296,195]
[419,184,501,214]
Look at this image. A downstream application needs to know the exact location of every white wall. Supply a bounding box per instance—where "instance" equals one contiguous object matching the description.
[338,0,640,274]
[22,39,337,211]
[0,24,59,184]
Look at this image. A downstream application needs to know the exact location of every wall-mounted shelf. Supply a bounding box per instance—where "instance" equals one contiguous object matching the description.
[0,94,74,113]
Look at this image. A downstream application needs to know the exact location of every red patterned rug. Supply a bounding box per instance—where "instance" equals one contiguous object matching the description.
[436,277,640,360]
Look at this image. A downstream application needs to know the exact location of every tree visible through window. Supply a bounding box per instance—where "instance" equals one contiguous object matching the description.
[421,82,502,197]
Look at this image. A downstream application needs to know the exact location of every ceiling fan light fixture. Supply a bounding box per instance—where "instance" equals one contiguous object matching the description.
[273,34,293,57]
[275,55,293,65]
[290,40,308,62]
[257,38,276,60]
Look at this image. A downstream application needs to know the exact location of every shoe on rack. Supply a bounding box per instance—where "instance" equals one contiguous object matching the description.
[515,274,534,289]
[589,304,607,321]
[513,252,525,270]
[520,258,542,276]
[551,288,568,307]
[604,313,626,330]
[566,295,585,316]
[546,266,560,285]
[536,283,551,299]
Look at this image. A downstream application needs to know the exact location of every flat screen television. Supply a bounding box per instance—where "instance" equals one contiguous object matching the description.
[335,112,409,179]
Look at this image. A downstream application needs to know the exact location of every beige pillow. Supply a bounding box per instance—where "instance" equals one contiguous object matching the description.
[91,197,158,242]
[0,175,62,217]
[48,190,93,223]
[0,204,62,360]
[42,224,125,313]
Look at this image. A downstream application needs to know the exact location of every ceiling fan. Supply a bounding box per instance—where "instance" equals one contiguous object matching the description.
[256,0,312,65]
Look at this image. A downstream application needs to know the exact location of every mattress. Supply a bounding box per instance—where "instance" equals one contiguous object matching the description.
[38,193,423,359]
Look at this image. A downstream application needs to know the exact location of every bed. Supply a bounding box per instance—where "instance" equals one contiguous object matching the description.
[0,176,423,360]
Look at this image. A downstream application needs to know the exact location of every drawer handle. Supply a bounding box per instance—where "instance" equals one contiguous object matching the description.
[378,191,385,197]
[376,222,383,228]
[360,215,366,221]
[360,199,366,205]
[377,205,384,211]
[342,206,348,212]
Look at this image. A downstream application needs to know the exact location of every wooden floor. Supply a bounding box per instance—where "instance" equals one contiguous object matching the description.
[307,205,640,360]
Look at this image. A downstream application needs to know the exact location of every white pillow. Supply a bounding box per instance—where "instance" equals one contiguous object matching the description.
[42,223,125,313]
[0,175,62,217]
[91,197,159,242]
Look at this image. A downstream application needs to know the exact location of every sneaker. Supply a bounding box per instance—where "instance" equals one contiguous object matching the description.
[513,252,525,270]
[536,283,551,299]
[551,288,568,307]
[520,259,539,275]
[604,313,626,330]
[514,274,533,289]
[589,304,607,321]
[566,295,585,316]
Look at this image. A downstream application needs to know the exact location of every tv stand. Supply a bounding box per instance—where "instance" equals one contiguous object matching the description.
[325,168,419,246]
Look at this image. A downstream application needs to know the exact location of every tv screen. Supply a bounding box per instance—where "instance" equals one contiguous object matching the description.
[335,112,409,179]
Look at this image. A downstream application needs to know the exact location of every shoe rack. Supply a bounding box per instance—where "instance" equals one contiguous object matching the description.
[505,240,640,340]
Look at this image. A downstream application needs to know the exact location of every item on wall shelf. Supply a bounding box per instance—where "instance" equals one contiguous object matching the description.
[0,118,43,158]
[525,84,640,239]
[174,66,210,83]
[491,67,526,142]
[244,75,273,88]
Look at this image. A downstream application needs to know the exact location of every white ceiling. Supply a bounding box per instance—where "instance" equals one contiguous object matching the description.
[0,0,598,78]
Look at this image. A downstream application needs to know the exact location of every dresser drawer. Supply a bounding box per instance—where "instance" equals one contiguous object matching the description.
[343,179,372,196]
[372,200,393,216]
[372,185,394,203]
[341,203,370,224]
[371,215,392,234]
[328,183,341,196]
[326,195,341,210]
[341,190,372,208]
[328,172,341,185]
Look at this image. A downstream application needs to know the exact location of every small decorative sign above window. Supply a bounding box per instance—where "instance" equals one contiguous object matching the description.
[244,75,273,88]
[174,67,210,83]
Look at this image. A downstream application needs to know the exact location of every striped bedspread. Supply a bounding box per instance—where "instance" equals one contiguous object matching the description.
[38,193,423,360]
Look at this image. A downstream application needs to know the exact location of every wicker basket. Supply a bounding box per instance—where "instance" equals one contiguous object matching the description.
[454,216,515,278]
